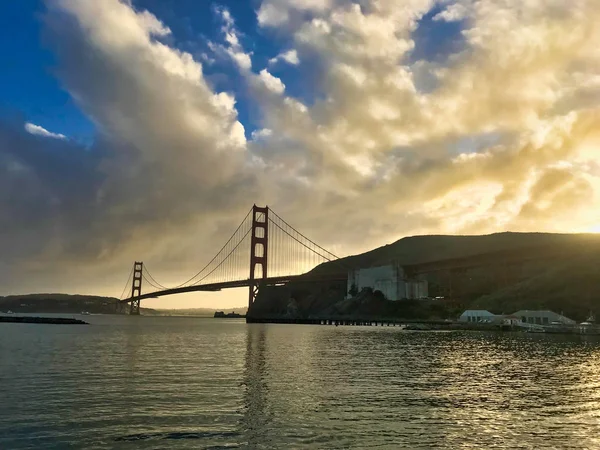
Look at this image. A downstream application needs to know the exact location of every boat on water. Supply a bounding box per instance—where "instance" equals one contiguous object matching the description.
[6,310,13,314]
[81,311,90,315]
[579,312,600,335]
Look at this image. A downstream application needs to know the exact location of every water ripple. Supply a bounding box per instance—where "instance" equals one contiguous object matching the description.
[115,431,240,441]
[2,316,600,448]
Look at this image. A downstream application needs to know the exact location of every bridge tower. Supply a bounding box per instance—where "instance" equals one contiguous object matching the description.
[249,205,269,309]
[129,261,144,315]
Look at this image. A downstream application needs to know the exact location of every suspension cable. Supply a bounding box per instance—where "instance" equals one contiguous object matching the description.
[268,218,336,263]
[269,208,340,259]
[118,266,134,300]
[169,207,254,288]
[192,227,253,285]
[141,272,164,291]
[143,265,169,290]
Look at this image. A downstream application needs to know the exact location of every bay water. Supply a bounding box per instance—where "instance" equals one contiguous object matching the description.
[1,315,600,448]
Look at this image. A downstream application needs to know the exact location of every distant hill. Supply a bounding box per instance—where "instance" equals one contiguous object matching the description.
[309,232,600,274]
[0,293,246,316]
[152,307,248,317]
[252,232,600,321]
[0,293,131,314]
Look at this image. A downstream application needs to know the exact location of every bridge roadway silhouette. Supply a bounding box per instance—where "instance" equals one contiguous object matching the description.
[118,274,347,303]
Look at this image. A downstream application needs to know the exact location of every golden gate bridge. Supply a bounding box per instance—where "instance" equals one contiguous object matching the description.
[117,205,344,315]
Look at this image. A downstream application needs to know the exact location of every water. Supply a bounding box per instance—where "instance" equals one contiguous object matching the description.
[2,316,600,449]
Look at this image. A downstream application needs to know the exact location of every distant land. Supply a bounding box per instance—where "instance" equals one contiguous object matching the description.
[251,232,600,322]
[0,294,126,315]
[152,307,248,317]
[0,293,246,317]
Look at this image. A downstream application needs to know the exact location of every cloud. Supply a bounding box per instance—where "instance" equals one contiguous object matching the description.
[269,49,300,66]
[257,0,333,27]
[258,69,286,94]
[24,122,67,140]
[0,0,259,294]
[213,6,253,71]
[2,0,600,300]
[244,0,600,243]
[433,3,469,22]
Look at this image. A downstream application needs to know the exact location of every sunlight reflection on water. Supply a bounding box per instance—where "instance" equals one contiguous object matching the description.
[1,316,600,448]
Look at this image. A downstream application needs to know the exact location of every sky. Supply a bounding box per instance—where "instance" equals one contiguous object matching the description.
[1,0,599,309]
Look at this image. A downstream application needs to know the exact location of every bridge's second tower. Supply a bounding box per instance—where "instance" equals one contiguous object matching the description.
[249,205,269,309]
[129,261,144,315]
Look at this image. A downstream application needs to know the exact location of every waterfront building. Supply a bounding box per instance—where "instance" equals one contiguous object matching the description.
[512,310,575,326]
[459,310,496,323]
[346,264,428,301]
[501,315,521,326]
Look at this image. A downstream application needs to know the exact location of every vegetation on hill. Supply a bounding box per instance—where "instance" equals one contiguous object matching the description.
[0,294,127,314]
[472,252,600,321]
[0,293,246,316]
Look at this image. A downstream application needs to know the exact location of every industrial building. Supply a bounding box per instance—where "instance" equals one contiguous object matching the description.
[347,264,428,301]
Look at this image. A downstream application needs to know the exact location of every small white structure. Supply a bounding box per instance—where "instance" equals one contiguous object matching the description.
[459,310,496,323]
[502,315,521,326]
[513,310,576,326]
[347,264,428,301]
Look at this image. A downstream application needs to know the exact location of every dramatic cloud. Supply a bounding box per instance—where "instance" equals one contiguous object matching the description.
[245,0,600,240]
[269,49,300,66]
[1,0,599,304]
[1,0,254,295]
[24,122,67,140]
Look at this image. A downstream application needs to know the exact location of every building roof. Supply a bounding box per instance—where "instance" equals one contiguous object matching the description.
[512,310,562,316]
[512,310,576,323]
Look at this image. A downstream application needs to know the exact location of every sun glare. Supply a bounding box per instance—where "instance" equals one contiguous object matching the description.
[587,224,600,233]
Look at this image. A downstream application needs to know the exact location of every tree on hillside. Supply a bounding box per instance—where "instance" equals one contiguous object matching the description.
[348,283,358,297]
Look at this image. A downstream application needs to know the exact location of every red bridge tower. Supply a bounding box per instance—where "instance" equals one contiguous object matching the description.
[129,261,143,315]
[249,205,269,309]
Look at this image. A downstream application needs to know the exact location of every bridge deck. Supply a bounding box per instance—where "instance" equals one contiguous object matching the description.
[122,274,347,303]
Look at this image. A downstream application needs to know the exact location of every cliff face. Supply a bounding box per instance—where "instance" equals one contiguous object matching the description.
[250,232,600,321]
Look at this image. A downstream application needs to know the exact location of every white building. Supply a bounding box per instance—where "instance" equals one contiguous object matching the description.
[502,315,522,326]
[347,264,428,301]
[458,309,576,327]
[459,310,497,323]
[513,310,576,326]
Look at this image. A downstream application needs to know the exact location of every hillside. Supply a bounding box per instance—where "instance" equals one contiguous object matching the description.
[309,232,600,275]
[0,293,140,314]
[251,232,600,321]
[472,251,600,319]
